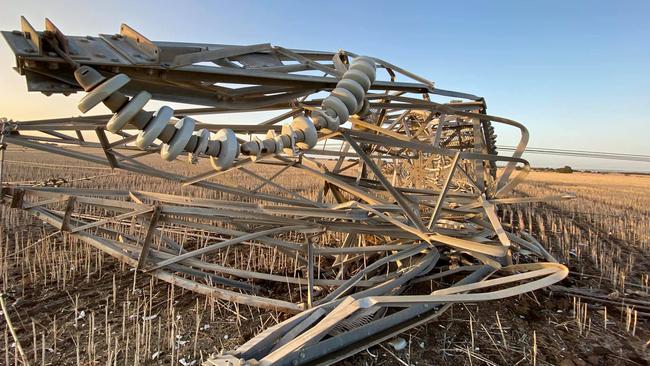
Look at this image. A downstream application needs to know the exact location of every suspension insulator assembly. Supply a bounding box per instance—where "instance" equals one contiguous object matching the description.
[73,56,376,168]
[313,56,375,133]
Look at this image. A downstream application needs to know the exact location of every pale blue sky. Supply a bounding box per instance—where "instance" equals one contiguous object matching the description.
[0,0,648,171]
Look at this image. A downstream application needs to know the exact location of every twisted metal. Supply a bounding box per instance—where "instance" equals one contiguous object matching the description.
[0,18,572,366]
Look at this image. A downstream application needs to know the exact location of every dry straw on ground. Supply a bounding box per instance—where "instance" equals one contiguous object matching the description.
[0,150,648,365]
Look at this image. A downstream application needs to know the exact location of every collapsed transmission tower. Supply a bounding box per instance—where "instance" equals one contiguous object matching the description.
[1,17,571,366]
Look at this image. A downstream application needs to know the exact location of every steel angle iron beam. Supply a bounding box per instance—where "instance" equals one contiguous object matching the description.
[0,17,571,366]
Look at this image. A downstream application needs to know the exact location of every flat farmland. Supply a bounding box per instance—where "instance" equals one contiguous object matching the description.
[0,148,648,365]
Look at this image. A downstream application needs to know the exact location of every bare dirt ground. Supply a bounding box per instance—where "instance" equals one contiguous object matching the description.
[1,149,649,365]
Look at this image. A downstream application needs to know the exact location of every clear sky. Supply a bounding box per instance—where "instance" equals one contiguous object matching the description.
[1,0,648,171]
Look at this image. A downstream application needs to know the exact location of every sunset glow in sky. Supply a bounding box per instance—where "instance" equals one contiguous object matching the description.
[1,0,648,171]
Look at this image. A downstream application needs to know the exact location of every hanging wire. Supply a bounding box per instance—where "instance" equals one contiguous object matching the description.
[497,145,650,163]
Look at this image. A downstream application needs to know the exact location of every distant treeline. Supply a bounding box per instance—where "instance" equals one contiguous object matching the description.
[534,166,574,173]
[527,166,650,176]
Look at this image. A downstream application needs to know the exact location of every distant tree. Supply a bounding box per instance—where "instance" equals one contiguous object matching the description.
[556,165,573,174]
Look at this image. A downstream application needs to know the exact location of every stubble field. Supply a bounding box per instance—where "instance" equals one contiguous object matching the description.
[0,147,648,365]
